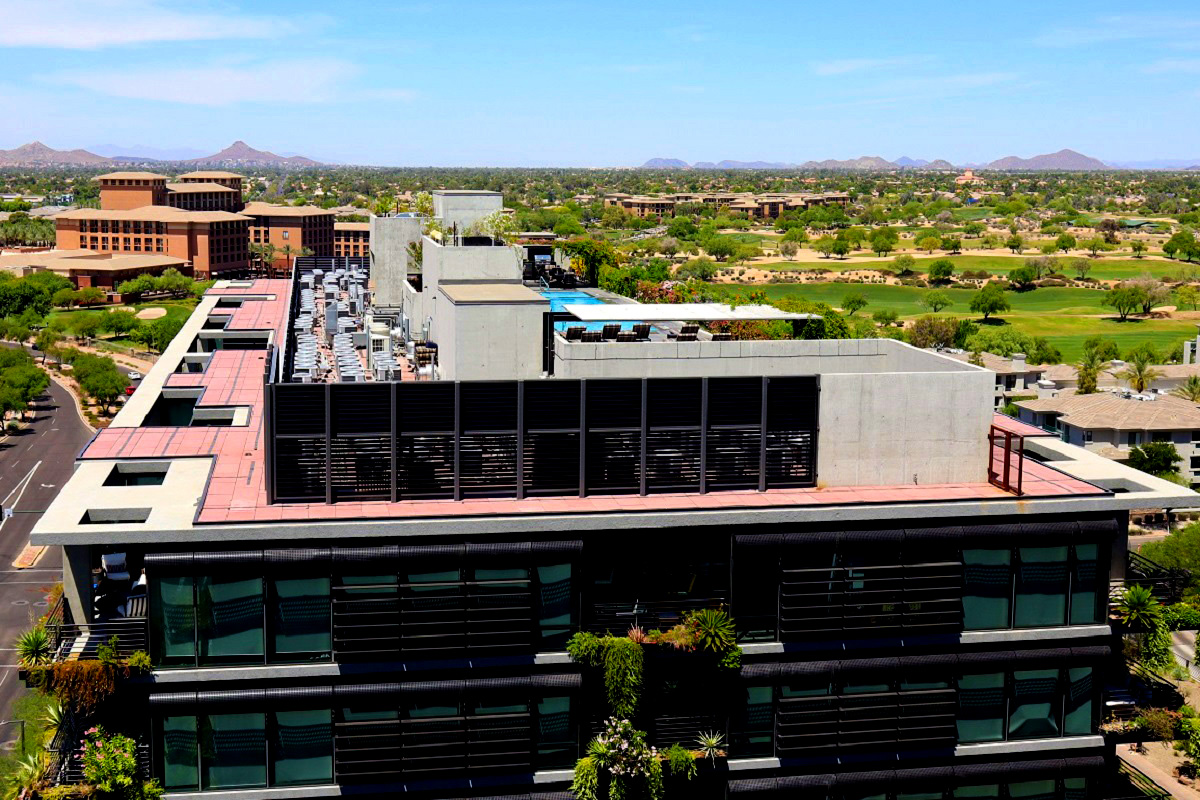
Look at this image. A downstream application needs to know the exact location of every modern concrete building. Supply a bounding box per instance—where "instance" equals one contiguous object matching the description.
[1015,390,1200,484]
[28,227,1198,798]
[0,249,189,289]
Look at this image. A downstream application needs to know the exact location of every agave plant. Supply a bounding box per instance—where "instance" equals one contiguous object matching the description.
[15,625,52,667]
[695,730,725,761]
[1115,584,1163,630]
[43,699,66,735]
[2,751,47,795]
[690,608,736,653]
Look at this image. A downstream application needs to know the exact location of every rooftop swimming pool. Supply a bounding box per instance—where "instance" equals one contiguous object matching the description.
[540,290,643,332]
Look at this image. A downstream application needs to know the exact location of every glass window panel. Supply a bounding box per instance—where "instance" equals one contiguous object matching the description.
[781,679,832,697]
[475,700,530,715]
[196,576,264,663]
[476,567,529,580]
[272,577,331,658]
[1015,546,1069,627]
[843,680,891,694]
[537,563,574,650]
[731,685,774,757]
[151,576,196,665]
[537,696,573,768]
[272,709,332,787]
[898,793,943,800]
[954,787,1000,800]
[162,715,198,791]
[1064,777,1088,800]
[340,574,396,588]
[201,713,266,790]
[957,673,1006,743]
[1009,780,1057,800]
[406,702,460,719]
[340,708,398,722]
[1009,669,1060,739]
[902,676,951,691]
[1064,667,1094,735]
[963,550,1012,630]
[407,569,462,584]
[1070,544,1100,625]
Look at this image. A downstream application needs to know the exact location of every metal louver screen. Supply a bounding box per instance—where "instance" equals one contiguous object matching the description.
[268,376,819,504]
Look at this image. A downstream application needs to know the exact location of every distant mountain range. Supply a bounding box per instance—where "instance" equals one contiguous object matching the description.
[640,149,1117,171]
[0,140,322,167]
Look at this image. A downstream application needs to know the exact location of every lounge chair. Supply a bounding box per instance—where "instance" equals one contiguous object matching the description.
[632,323,651,340]
[712,332,732,342]
[678,333,698,342]
[616,330,638,342]
[565,326,585,341]
[680,324,700,337]
[602,323,620,340]
[582,330,603,342]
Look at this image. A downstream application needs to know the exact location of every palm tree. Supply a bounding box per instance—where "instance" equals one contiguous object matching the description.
[1118,355,1163,393]
[1076,351,1105,395]
[1115,584,1162,630]
[1173,375,1200,402]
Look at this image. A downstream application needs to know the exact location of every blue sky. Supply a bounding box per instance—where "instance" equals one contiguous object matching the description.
[1,0,1199,166]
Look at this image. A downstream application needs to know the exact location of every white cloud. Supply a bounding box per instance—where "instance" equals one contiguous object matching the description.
[0,0,312,49]
[1143,59,1200,74]
[813,56,930,76]
[1035,15,1200,47]
[44,59,414,106]
[886,72,1018,92]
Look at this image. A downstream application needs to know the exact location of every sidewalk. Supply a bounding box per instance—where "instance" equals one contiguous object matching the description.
[1121,749,1200,800]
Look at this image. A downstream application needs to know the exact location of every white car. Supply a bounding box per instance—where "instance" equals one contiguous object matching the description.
[126,370,143,381]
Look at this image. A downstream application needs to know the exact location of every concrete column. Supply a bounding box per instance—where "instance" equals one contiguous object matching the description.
[62,544,92,624]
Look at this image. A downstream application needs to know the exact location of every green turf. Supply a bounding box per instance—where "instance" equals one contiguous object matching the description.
[713,282,1197,362]
[762,253,1185,281]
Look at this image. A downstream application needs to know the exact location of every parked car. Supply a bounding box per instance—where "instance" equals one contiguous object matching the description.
[126,370,142,381]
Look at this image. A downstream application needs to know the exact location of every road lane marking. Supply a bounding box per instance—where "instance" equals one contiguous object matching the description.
[0,461,41,537]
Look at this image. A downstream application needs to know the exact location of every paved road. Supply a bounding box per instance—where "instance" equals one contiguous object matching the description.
[0,351,94,748]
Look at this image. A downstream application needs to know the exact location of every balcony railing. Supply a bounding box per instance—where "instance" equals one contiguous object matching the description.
[1127,550,1189,604]
[44,599,148,661]
[1116,757,1172,800]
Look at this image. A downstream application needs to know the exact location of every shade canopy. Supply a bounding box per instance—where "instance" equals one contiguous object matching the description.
[561,302,820,322]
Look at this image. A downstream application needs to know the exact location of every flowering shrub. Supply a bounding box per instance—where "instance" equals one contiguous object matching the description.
[80,727,138,795]
[574,717,663,800]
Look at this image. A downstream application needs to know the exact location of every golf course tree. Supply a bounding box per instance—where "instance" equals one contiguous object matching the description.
[1103,285,1146,321]
[919,290,952,313]
[969,283,1011,321]
[1055,233,1076,253]
[840,292,867,316]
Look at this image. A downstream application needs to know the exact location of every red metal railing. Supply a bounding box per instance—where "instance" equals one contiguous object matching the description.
[987,424,1024,495]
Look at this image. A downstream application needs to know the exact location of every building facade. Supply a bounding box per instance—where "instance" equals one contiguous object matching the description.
[243,201,335,275]
[54,207,250,280]
[1015,390,1200,485]
[333,221,370,257]
[30,230,1194,800]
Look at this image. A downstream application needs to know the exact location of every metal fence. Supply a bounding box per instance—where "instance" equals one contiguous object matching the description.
[266,375,819,504]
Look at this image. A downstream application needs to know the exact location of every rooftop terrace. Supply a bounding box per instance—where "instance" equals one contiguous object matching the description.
[31,276,1199,546]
